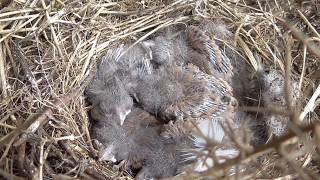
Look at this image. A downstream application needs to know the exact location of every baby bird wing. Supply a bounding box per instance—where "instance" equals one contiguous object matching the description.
[186,26,233,78]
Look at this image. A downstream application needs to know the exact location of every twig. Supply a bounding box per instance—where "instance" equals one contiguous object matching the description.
[284,34,294,113]
[12,73,92,147]
[17,141,27,176]
[40,0,65,59]
[39,140,46,180]
[10,40,41,98]
[297,10,320,38]
[80,32,100,79]
[277,18,320,59]
[84,168,111,180]
[0,14,40,22]
[0,131,19,163]
[0,15,39,43]
[0,42,7,98]
[236,37,258,71]
[298,45,307,90]
[299,84,320,121]
[58,141,79,162]
[0,169,24,180]
[278,145,313,180]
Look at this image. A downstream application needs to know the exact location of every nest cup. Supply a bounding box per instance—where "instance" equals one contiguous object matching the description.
[0,0,320,179]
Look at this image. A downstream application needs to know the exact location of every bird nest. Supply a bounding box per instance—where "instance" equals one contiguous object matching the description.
[0,0,320,179]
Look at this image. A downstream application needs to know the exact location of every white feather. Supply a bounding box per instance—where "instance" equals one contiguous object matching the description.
[193,119,225,148]
[192,148,239,172]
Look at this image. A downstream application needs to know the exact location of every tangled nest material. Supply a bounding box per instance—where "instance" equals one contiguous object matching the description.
[0,0,319,179]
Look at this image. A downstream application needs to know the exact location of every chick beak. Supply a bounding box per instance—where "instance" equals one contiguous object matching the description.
[109,156,117,163]
[99,145,117,162]
[119,109,131,126]
[99,154,117,163]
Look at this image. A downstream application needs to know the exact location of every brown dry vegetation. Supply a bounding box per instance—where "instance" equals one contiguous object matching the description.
[0,0,319,179]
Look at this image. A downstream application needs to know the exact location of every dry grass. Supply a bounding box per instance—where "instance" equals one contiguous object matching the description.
[0,0,319,179]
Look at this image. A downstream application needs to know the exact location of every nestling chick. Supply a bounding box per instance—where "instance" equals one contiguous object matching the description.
[186,25,233,78]
[134,65,186,121]
[162,64,236,118]
[197,20,271,145]
[87,42,153,125]
[199,19,260,106]
[234,111,268,146]
[229,51,260,107]
[136,119,195,179]
[142,26,190,67]
[136,116,240,176]
[259,69,301,137]
[90,107,161,165]
[198,19,300,140]
[135,64,239,171]
[91,116,127,162]
[135,64,236,123]
[143,25,233,78]
[111,43,154,91]
[87,73,133,126]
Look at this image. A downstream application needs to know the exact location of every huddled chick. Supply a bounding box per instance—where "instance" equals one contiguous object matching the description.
[86,42,153,125]
[198,20,302,142]
[91,107,196,179]
[143,25,233,80]
[135,63,236,121]
[258,68,301,137]
[90,107,161,165]
[86,69,133,126]
[87,23,301,179]
[136,119,195,179]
